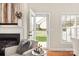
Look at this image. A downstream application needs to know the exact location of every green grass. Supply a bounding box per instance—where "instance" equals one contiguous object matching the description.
[36,36,47,42]
[36,30,47,42]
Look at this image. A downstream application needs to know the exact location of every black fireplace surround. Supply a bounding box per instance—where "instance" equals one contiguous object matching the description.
[0,34,20,56]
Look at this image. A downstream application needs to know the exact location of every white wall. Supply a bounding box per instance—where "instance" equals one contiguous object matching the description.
[27,3,79,51]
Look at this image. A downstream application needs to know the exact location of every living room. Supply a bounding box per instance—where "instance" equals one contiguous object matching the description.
[0,3,79,56]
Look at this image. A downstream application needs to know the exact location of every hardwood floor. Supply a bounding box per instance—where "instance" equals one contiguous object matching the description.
[47,51,73,56]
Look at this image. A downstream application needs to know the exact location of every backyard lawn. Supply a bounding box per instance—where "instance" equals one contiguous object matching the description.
[36,30,47,42]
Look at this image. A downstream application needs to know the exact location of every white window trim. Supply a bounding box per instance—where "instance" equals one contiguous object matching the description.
[60,12,79,44]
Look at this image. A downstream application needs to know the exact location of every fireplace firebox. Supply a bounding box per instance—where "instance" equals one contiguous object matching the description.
[0,34,20,56]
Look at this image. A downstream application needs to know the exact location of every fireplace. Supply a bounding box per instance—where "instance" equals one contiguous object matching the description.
[0,34,20,56]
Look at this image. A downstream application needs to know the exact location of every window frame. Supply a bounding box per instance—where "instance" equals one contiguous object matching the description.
[61,14,79,43]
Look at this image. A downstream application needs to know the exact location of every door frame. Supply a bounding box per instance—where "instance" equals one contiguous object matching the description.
[29,9,36,40]
[35,12,51,48]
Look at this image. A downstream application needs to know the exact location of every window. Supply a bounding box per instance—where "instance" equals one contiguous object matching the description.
[62,15,79,42]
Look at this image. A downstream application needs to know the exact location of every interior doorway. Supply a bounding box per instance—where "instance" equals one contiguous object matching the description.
[29,9,49,48]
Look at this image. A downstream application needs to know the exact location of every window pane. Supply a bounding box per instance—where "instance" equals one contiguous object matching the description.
[61,15,79,42]
[62,15,76,42]
[66,27,71,42]
[62,27,67,41]
[77,28,79,39]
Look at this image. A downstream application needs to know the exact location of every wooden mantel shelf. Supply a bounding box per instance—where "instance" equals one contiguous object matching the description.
[0,23,18,25]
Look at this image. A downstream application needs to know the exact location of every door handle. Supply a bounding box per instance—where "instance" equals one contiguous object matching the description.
[28,34,32,36]
[29,31,32,33]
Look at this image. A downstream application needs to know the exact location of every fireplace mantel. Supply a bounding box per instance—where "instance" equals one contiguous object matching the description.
[0,26,24,40]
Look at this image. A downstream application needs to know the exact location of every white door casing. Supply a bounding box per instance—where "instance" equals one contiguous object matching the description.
[29,9,36,40]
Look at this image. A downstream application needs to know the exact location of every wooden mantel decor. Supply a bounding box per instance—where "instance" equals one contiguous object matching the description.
[1,3,17,25]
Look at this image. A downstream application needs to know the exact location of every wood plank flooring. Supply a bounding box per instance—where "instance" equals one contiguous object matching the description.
[47,51,73,56]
